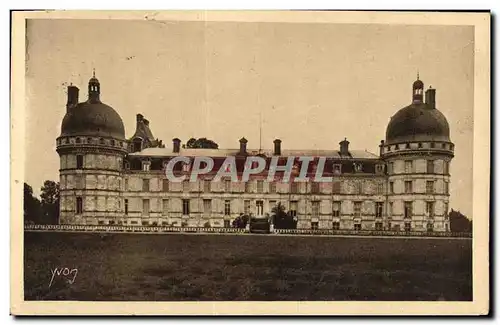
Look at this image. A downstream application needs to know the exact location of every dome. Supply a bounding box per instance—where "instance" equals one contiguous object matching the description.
[385,102,450,144]
[60,101,125,139]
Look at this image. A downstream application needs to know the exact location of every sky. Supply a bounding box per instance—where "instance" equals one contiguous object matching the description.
[24,18,474,217]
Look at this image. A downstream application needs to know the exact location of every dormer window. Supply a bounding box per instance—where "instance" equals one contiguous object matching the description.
[142,160,151,171]
[353,162,363,173]
[182,160,191,172]
[375,164,385,174]
[87,137,93,144]
[99,138,105,145]
[333,164,342,175]
[405,143,411,149]
[76,137,81,144]
[111,139,115,146]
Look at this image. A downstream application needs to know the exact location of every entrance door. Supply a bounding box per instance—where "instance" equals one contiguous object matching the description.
[142,199,150,216]
[256,200,263,215]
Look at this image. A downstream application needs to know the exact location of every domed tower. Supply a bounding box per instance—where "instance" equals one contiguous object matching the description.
[56,73,128,225]
[380,75,454,232]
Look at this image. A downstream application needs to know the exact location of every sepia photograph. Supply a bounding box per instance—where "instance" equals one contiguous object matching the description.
[10,10,490,315]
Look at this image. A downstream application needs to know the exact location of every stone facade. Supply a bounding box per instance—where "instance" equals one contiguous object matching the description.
[56,74,454,232]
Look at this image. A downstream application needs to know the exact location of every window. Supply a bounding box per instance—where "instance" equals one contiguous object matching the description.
[389,181,394,194]
[444,181,450,195]
[224,220,231,228]
[444,202,449,219]
[182,199,190,215]
[76,137,81,144]
[162,179,169,192]
[99,138,105,145]
[224,200,231,216]
[142,161,150,171]
[109,220,115,225]
[332,201,341,217]
[311,222,319,230]
[76,197,83,214]
[244,200,251,214]
[427,223,434,232]
[375,202,383,218]
[443,161,449,174]
[430,142,435,148]
[426,181,435,194]
[426,202,435,219]
[427,160,434,173]
[388,162,394,174]
[404,201,413,219]
[256,200,264,215]
[183,180,190,192]
[290,182,299,194]
[269,182,276,193]
[289,201,298,217]
[142,199,150,216]
[356,182,363,194]
[376,164,384,174]
[377,183,384,195]
[332,181,341,194]
[311,201,320,218]
[311,182,320,194]
[404,222,411,232]
[354,202,362,217]
[404,181,413,193]
[203,199,211,215]
[124,178,129,191]
[333,164,342,175]
[354,223,361,231]
[245,181,251,193]
[182,161,191,172]
[98,220,105,225]
[142,221,149,226]
[76,155,83,169]
[332,222,340,230]
[162,199,169,215]
[125,199,128,215]
[87,138,92,144]
[111,139,115,146]
[257,180,264,193]
[225,179,231,192]
[204,180,211,192]
[404,160,413,173]
[375,222,383,231]
[142,179,149,192]
[389,202,393,218]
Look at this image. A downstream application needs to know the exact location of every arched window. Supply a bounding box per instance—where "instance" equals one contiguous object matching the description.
[133,138,142,152]
[87,137,93,144]
[99,138,105,145]
[111,139,115,146]
[76,137,81,144]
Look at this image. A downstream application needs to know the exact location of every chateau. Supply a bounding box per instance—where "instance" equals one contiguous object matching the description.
[56,73,454,232]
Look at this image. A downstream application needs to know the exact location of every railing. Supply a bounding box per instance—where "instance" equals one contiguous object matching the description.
[23,224,472,238]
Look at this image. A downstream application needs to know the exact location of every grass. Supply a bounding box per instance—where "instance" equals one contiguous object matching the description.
[24,232,472,301]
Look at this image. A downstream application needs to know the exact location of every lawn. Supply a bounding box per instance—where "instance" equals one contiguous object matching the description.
[24,232,472,301]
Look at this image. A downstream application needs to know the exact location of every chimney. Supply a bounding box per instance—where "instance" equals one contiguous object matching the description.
[273,139,282,155]
[239,137,248,154]
[339,138,350,155]
[425,87,436,109]
[172,138,181,153]
[379,140,385,156]
[66,85,79,111]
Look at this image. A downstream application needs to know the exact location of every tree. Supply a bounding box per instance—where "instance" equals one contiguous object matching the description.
[40,180,60,225]
[184,137,219,149]
[449,209,472,233]
[271,202,297,229]
[24,183,41,224]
